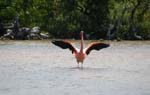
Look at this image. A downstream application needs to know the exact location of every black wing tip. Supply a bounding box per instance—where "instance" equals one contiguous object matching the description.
[51,39,59,42]
[100,43,110,48]
[105,44,110,47]
[51,40,56,44]
[51,39,62,43]
[51,40,55,43]
[51,40,62,46]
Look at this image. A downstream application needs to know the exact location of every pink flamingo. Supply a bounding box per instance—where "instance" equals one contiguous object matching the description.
[52,31,109,68]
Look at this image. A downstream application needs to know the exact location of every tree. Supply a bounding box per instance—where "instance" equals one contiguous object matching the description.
[108,0,150,40]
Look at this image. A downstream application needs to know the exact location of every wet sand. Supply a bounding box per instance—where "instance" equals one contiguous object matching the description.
[0,40,150,95]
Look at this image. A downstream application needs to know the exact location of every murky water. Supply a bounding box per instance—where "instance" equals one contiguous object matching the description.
[0,40,150,95]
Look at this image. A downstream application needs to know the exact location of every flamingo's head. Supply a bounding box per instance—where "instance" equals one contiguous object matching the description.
[80,31,84,37]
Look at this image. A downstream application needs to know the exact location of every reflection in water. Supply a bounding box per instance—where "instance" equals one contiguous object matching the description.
[0,40,150,95]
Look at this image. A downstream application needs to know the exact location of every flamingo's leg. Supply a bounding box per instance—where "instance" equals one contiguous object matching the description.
[77,62,79,68]
[81,62,83,69]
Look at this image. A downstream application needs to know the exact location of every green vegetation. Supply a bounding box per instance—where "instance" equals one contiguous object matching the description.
[0,0,150,40]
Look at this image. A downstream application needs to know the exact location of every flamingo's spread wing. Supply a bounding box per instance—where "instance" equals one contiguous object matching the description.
[85,42,110,55]
[52,40,78,54]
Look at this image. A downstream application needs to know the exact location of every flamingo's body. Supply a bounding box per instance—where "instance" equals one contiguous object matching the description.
[52,31,109,68]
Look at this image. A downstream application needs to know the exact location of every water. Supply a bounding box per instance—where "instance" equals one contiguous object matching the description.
[0,40,150,95]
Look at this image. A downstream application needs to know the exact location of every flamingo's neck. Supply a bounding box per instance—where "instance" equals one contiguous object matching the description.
[80,32,84,53]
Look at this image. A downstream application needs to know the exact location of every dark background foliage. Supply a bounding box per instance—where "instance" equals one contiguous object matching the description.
[0,0,150,40]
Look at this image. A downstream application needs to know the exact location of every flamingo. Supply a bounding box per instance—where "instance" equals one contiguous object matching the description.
[52,31,110,68]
